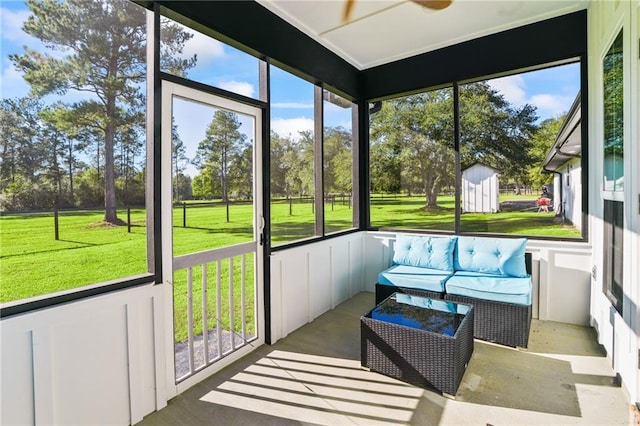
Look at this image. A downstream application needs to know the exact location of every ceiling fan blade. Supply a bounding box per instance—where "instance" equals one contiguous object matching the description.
[342,0,452,24]
[342,0,355,23]
[413,0,452,10]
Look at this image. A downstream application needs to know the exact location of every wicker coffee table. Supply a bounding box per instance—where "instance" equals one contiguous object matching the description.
[361,292,474,395]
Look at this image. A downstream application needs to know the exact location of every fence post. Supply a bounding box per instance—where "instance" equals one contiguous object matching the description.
[289,197,292,216]
[54,209,59,240]
[332,194,335,211]
[127,208,131,233]
[183,202,187,227]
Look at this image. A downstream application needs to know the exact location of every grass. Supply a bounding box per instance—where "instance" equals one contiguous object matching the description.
[0,209,148,302]
[0,194,579,306]
[172,253,256,343]
[370,194,581,237]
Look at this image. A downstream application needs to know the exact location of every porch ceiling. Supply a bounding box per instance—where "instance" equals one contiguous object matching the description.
[257,0,590,70]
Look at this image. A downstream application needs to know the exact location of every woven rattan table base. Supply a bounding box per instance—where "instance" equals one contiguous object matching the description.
[361,304,474,395]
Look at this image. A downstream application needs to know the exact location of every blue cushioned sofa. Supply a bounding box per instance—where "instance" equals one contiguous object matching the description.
[376,234,533,348]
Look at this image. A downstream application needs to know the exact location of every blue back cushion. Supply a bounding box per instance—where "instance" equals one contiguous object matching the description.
[393,235,457,272]
[454,236,528,277]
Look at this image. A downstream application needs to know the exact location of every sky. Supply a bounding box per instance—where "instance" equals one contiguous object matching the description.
[1,0,580,175]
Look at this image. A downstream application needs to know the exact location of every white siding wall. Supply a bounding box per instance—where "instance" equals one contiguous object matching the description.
[588,0,640,404]
[0,284,164,425]
[556,158,583,231]
[269,232,365,342]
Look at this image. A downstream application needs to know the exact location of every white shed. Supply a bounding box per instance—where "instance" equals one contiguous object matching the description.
[462,162,500,213]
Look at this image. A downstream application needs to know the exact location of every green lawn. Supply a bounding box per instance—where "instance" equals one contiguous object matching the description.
[0,194,579,305]
[0,209,148,302]
[370,194,580,237]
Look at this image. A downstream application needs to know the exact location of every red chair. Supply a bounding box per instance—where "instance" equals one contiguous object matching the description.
[537,197,551,212]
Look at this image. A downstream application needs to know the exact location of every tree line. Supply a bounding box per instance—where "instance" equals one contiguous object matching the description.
[172,114,354,204]
[1,0,567,218]
[0,0,195,221]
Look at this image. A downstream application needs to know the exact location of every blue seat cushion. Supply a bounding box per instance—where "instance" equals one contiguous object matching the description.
[393,234,457,272]
[454,236,528,278]
[378,264,452,293]
[445,271,532,305]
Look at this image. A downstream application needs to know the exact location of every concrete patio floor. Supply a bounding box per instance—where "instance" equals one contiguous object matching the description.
[139,292,633,425]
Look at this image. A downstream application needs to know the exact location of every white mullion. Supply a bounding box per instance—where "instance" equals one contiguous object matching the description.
[216,260,223,360]
[229,256,235,352]
[202,264,209,365]
[241,254,247,343]
[187,267,195,375]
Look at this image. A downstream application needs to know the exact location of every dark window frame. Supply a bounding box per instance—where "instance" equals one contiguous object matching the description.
[269,73,361,250]
[0,2,160,319]
[1,3,587,317]
[365,59,588,243]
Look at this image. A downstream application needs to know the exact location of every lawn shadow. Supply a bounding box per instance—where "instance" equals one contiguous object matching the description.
[174,225,254,235]
[1,240,99,258]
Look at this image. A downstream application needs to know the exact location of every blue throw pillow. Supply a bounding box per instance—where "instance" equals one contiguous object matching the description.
[393,235,457,272]
[454,236,528,277]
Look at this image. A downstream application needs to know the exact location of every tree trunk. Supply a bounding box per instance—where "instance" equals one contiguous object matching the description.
[222,145,229,201]
[424,174,440,208]
[67,138,74,204]
[425,185,439,208]
[104,95,118,223]
[514,181,522,195]
[52,134,62,207]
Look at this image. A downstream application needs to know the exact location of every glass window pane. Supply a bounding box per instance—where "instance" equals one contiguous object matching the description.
[323,90,355,234]
[603,30,624,192]
[459,63,582,238]
[0,0,148,302]
[369,88,455,231]
[269,66,315,245]
[603,200,624,314]
[160,14,259,99]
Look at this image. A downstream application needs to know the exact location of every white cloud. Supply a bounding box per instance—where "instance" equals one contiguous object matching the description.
[271,102,314,109]
[0,6,67,58]
[488,74,574,120]
[271,117,314,140]
[488,74,526,106]
[0,65,30,99]
[218,80,255,98]
[183,28,225,64]
[1,7,32,44]
[529,94,573,118]
[337,120,352,130]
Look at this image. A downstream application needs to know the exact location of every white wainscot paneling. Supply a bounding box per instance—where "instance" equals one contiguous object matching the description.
[529,242,592,326]
[277,247,312,338]
[363,232,396,292]
[310,244,332,318]
[0,284,161,426]
[330,241,351,307]
[546,251,592,325]
[348,236,365,296]
[1,329,35,425]
[50,305,131,425]
[270,233,365,342]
